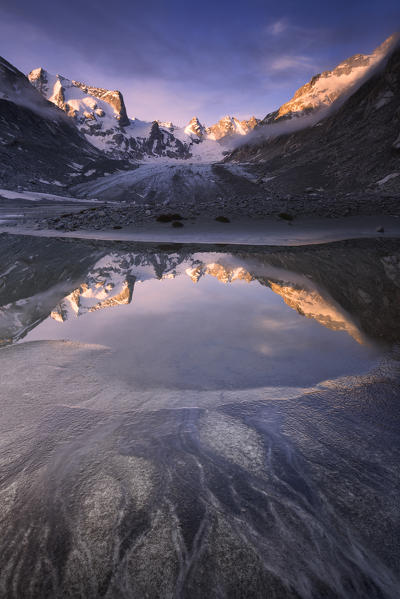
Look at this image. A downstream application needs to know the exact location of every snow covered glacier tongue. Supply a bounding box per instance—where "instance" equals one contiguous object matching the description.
[0,234,400,598]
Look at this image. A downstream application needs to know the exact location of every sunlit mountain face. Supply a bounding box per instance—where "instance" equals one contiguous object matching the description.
[24,35,396,163]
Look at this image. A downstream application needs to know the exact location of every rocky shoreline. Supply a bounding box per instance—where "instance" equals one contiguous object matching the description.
[26,190,400,232]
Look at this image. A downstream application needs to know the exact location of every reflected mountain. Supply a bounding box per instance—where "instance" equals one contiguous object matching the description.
[51,276,136,321]
[1,234,400,346]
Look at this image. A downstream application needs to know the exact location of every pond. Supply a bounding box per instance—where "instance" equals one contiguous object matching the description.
[0,233,399,598]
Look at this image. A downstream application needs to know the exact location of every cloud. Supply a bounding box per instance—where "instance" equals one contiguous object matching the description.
[1,1,398,125]
[267,19,289,36]
[269,55,318,72]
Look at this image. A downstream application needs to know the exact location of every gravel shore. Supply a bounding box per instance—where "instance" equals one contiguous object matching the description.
[31,190,400,232]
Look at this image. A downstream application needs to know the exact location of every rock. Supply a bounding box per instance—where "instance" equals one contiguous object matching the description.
[376,225,385,232]
[156,213,183,223]
[278,212,294,221]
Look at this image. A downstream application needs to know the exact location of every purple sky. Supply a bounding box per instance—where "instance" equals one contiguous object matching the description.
[1,1,399,126]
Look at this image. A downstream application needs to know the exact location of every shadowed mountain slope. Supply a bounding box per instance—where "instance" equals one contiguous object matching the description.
[228,45,400,196]
[0,57,128,193]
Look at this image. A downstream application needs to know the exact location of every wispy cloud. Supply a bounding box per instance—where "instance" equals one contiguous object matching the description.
[267,19,289,36]
[269,55,318,72]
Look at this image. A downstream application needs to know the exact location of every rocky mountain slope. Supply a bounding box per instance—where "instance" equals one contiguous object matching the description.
[228,41,400,197]
[261,34,398,125]
[0,57,127,193]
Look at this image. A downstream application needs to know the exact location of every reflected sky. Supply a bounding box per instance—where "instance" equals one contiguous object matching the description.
[24,267,380,391]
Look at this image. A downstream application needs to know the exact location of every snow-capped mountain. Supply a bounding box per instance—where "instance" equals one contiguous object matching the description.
[184,115,259,141]
[266,280,363,343]
[51,273,136,321]
[1,32,399,195]
[28,68,195,160]
[229,37,400,195]
[28,68,259,161]
[0,56,125,193]
[184,116,207,138]
[261,33,399,124]
[206,116,259,140]
[28,68,130,126]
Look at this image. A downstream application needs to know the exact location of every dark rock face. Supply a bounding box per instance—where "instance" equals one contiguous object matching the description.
[141,121,189,158]
[228,45,400,196]
[0,59,53,113]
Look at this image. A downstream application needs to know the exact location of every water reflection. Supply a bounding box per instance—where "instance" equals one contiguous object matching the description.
[2,235,400,349]
[0,233,400,598]
[21,257,378,390]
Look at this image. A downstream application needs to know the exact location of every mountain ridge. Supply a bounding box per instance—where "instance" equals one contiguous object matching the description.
[1,32,399,200]
[28,68,260,160]
[228,39,400,195]
[261,33,399,125]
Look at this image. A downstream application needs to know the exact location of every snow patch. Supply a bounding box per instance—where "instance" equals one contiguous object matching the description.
[376,173,400,185]
[0,188,101,203]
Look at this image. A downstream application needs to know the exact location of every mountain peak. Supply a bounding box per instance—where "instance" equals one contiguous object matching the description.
[206,115,259,140]
[71,80,129,127]
[184,116,206,138]
[28,68,129,127]
[0,60,57,116]
[261,32,400,125]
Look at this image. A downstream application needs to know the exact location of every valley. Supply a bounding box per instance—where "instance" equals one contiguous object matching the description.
[1,19,400,599]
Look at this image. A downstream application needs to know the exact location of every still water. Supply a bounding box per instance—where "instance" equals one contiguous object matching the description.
[0,233,400,598]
